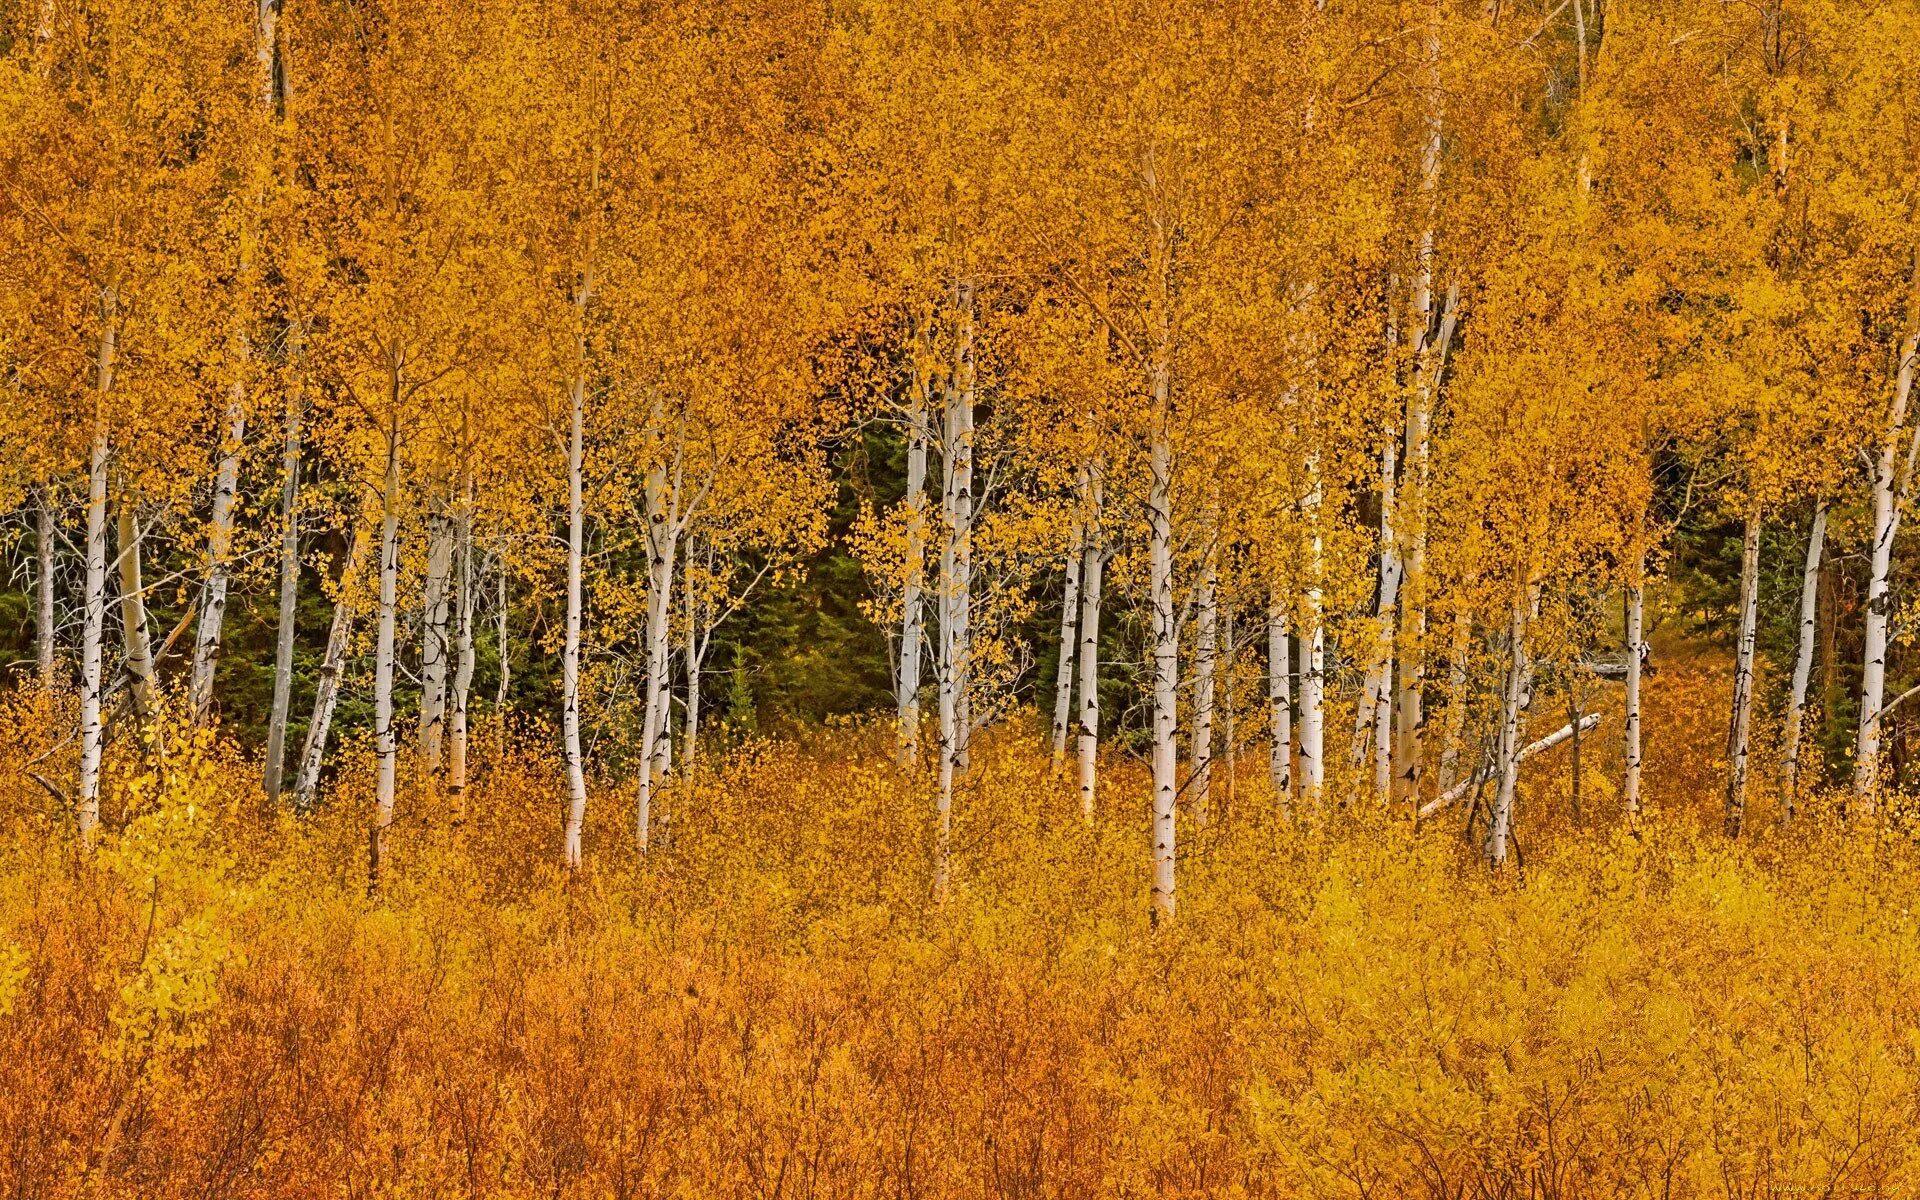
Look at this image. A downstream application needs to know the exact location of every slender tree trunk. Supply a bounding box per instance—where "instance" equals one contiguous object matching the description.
[1299,466,1328,807]
[1222,600,1238,816]
[1147,400,1176,920]
[448,477,475,811]
[1726,511,1762,837]
[263,367,304,803]
[1435,605,1472,794]
[1782,501,1827,815]
[1268,599,1293,816]
[1353,440,1398,794]
[294,529,363,807]
[78,426,110,844]
[1854,299,1920,809]
[35,489,57,691]
[418,509,454,774]
[1623,578,1646,815]
[1050,513,1084,771]
[115,504,157,724]
[562,374,589,868]
[1485,597,1529,868]
[933,280,975,900]
[496,566,510,713]
[1076,465,1105,824]
[189,382,246,725]
[1395,281,1460,806]
[637,425,683,852]
[1190,536,1218,826]
[371,425,401,890]
[684,591,702,773]
[897,318,931,766]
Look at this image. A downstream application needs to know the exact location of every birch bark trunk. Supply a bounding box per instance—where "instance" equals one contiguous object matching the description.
[897,317,932,766]
[417,510,454,773]
[1190,537,1218,826]
[115,504,158,724]
[1352,439,1398,796]
[371,425,401,889]
[1781,501,1826,814]
[1485,597,1530,868]
[294,529,364,807]
[1298,464,1327,807]
[1435,605,1472,794]
[562,372,589,867]
[448,477,475,809]
[35,490,57,691]
[1623,579,1646,815]
[263,356,304,803]
[933,280,975,900]
[1726,512,1762,836]
[1268,600,1293,816]
[79,425,110,844]
[1854,288,1920,810]
[637,419,684,852]
[1146,238,1178,919]
[1076,463,1105,824]
[1050,515,1084,771]
[189,378,246,726]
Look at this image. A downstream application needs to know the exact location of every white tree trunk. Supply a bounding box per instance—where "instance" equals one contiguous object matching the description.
[115,504,157,724]
[897,318,932,766]
[1268,599,1293,816]
[1781,501,1827,814]
[1190,538,1217,826]
[78,426,109,844]
[1076,464,1105,824]
[1050,515,1084,770]
[35,489,56,691]
[263,374,304,803]
[294,529,363,807]
[417,510,454,773]
[1352,439,1399,797]
[933,280,975,900]
[683,590,702,772]
[372,428,401,887]
[1485,597,1529,868]
[1854,316,1920,809]
[189,384,246,725]
[1421,712,1600,819]
[448,479,476,808]
[1298,465,1327,807]
[562,376,589,868]
[637,425,683,852]
[1147,387,1177,920]
[1395,281,1460,806]
[1726,511,1761,837]
[1623,579,1646,815]
[495,565,510,713]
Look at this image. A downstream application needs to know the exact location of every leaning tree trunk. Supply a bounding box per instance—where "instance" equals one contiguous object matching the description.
[371,426,402,891]
[1076,464,1105,824]
[78,425,110,844]
[1190,536,1218,827]
[1781,501,1827,815]
[115,503,158,725]
[35,489,56,691]
[1854,310,1920,810]
[294,529,364,808]
[897,317,932,766]
[263,368,304,803]
[1485,597,1530,869]
[189,382,246,726]
[1050,514,1084,772]
[417,509,454,775]
[1268,599,1293,816]
[1726,512,1762,837]
[561,374,589,868]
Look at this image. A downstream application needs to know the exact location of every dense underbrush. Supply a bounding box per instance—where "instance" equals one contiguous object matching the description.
[2,692,1918,1197]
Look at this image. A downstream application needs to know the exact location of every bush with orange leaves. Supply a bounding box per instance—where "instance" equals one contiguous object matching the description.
[1,688,1918,1198]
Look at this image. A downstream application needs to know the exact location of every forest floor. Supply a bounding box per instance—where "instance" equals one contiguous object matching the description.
[1,652,1918,1198]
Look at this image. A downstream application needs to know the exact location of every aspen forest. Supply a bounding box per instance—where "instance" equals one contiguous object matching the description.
[6,0,1920,1192]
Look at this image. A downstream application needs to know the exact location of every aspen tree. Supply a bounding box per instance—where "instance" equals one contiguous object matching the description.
[294,530,365,807]
[897,314,933,765]
[1725,512,1761,836]
[1268,599,1293,814]
[1075,461,1106,823]
[1781,501,1826,811]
